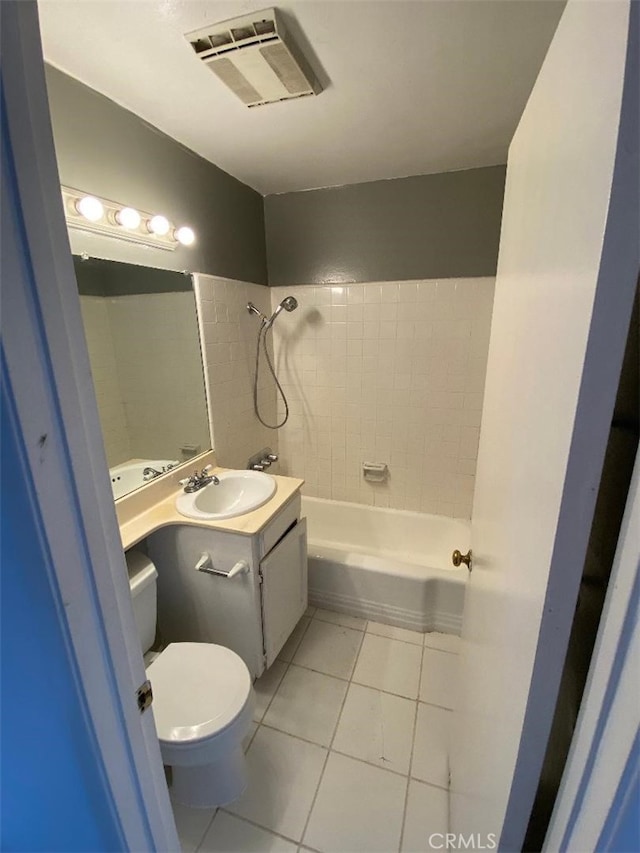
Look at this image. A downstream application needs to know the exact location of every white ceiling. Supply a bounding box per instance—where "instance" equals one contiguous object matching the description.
[38,0,564,196]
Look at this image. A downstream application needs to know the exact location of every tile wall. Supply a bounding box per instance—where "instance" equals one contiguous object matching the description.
[195,275,279,471]
[270,279,495,518]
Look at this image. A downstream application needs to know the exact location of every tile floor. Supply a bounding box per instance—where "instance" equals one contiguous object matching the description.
[172,606,460,852]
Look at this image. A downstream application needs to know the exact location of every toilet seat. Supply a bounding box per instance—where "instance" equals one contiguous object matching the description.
[147,642,252,745]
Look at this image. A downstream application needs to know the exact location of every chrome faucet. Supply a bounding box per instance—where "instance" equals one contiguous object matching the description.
[248,448,278,471]
[179,465,220,493]
[143,466,163,481]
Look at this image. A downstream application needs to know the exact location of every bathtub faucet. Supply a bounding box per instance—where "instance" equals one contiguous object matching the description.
[143,466,163,481]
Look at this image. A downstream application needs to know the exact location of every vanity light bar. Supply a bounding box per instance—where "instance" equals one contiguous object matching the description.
[61,186,196,251]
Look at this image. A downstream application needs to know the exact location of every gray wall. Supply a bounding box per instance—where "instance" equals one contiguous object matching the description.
[45,66,267,284]
[265,166,506,286]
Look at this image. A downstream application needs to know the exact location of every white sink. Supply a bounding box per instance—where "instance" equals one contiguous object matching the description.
[176,470,277,521]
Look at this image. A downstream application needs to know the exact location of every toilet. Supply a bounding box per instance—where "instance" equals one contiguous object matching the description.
[127,550,254,809]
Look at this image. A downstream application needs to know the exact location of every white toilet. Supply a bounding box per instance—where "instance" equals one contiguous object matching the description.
[127,550,254,809]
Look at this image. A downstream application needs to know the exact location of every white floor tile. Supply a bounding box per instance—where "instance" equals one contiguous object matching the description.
[170,798,216,853]
[263,665,348,746]
[401,780,449,852]
[304,753,407,853]
[314,608,367,631]
[332,683,415,774]
[227,727,326,842]
[420,648,458,710]
[199,812,297,852]
[353,634,422,699]
[367,620,424,646]
[423,632,461,654]
[292,620,363,679]
[278,617,311,663]
[253,660,288,722]
[411,703,450,788]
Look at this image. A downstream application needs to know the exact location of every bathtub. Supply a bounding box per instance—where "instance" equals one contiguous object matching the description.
[110,459,179,500]
[303,496,469,635]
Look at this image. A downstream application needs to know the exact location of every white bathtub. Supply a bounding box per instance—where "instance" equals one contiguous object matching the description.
[303,496,469,634]
[110,459,179,500]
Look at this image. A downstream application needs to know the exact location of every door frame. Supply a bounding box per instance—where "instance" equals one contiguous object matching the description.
[544,449,639,850]
[2,3,178,849]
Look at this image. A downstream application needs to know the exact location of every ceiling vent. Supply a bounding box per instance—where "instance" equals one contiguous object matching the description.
[185,8,321,108]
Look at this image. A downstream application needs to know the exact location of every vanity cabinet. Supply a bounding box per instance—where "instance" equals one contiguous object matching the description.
[261,516,307,667]
[146,494,306,678]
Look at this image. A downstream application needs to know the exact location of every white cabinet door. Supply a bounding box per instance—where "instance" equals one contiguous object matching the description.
[261,519,308,667]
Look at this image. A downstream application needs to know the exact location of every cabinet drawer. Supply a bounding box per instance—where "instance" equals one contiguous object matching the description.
[259,493,301,558]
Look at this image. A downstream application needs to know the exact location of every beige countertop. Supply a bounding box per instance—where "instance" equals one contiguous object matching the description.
[119,467,304,551]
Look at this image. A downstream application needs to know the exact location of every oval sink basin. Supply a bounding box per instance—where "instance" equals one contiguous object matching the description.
[176,470,276,521]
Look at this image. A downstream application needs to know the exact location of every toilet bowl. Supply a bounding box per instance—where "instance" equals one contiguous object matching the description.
[147,642,254,807]
[127,550,254,808]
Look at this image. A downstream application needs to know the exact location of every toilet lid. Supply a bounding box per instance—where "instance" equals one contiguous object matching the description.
[147,643,251,744]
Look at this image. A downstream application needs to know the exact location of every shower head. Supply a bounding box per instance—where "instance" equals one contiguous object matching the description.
[266,295,299,327]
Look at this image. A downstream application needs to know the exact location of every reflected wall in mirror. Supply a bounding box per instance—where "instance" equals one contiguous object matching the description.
[75,256,211,499]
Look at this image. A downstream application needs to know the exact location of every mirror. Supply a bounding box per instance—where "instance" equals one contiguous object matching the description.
[74,255,211,499]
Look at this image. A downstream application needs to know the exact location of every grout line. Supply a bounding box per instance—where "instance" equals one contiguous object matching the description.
[298,622,367,848]
[244,720,260,753]
[258,721,334,752]
[422,643,460,657]
[298,747,331,847]
[347,619,368,681]
[270,646,449,703]
[417,698,454,713]
[217,809,303,848]
[399,641,426,852]
[310,607,461,653]
[193,807,219,853]
[350,674,418,702]
[407,777,450,794]
[329,745,413,781]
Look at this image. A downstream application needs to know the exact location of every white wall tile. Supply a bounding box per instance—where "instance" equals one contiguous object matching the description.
[196,275,279,471]
[271,278,494,518]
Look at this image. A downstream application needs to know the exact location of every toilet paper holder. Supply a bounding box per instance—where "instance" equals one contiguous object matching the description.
[195,553,249,579]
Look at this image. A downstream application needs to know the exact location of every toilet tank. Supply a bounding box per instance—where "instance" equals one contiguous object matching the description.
[125,550,158,655]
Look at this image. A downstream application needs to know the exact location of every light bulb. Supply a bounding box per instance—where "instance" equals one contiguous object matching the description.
[148,215,170,236]
[175,225,196,246]
[76,195,104,222]
[116,207,141,229]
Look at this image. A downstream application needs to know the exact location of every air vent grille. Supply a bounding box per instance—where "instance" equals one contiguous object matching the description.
[185,8,321,107]
[209,58,262,105]
[259,42,309,95]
